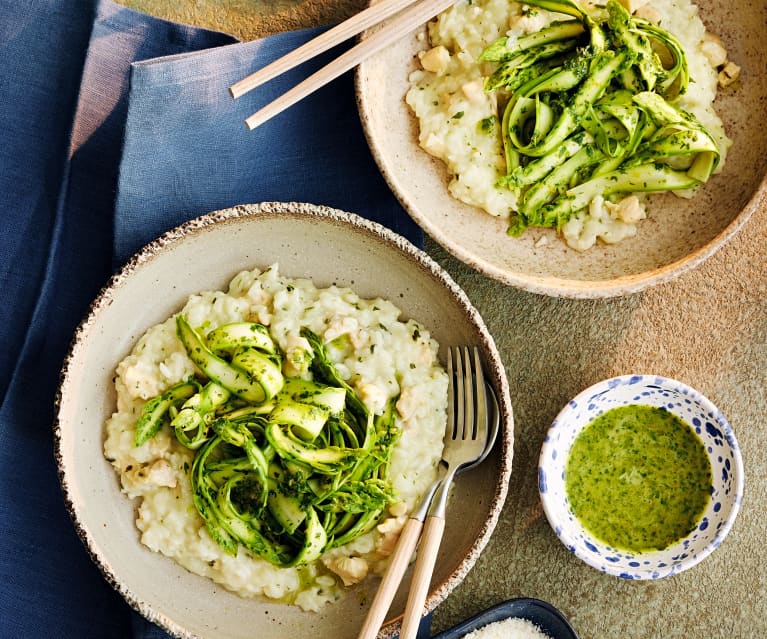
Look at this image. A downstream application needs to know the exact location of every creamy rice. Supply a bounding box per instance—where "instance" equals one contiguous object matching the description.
[104,264,448,610]
[406,0,732,250]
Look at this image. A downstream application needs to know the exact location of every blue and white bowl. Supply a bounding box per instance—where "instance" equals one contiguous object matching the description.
[538,375,744,579]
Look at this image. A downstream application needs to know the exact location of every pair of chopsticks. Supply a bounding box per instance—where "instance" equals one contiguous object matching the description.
[229,0,460,130]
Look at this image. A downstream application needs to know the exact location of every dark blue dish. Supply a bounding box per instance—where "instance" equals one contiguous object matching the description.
[429,598,579,639]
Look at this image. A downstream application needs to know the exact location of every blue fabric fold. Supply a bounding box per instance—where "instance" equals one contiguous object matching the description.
[0,0,422,637]
[114,20,421,263]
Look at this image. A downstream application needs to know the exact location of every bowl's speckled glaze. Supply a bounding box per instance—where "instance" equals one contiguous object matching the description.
[355,0,767,298]
[538,375,743,579]
[54,202,513,639]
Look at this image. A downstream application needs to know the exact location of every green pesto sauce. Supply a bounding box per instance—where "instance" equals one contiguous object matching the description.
[565,404,712,552]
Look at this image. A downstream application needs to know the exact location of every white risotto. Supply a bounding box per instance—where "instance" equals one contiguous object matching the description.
[406,0,736,250]
[104,264,448,611]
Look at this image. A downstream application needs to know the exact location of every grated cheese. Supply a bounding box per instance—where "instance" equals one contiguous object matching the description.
[462,617,553,639]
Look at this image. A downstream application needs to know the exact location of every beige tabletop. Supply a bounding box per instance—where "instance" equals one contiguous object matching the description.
[118,1,767,636]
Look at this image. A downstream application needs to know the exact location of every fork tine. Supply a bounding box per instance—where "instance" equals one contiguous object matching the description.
[460,347,474,440]
[447,347,456,439]
[453,347,465,439]
[471,347,487,441]
[450,346,486,441]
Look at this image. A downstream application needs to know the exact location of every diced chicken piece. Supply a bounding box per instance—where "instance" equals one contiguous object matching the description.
[461,78,486,105]
[633,4,661,23]
[323,556,369,586]
[609,195,646,224]
[388,501,409,517]
[247,282,274,324]
[422,131,447,156]
[439,91,455,110]
[255,308,272,326]
[282,333,312,377]
[718,61,741,88]
[323,315,356,342]
[118,358,165,400]
[563,196,641,250]
[419,45,450,75]
[285,332,311,353]
[700,33,728,68]
[377,516,406,535]
[376,516,407,557]
[355,381,389,415]
[395,388,419,421]
[125,459,178,489]
[246,281,272,306]
[323,315,367,349]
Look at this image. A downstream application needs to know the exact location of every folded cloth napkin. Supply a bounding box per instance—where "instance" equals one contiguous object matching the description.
[0,0,422,637]
[113,6,422,262]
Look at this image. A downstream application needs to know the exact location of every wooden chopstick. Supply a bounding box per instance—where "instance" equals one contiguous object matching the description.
[229,0,420,100]
[239,0,459,131]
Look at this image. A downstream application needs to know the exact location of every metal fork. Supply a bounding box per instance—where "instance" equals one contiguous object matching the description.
[397,346,494,639]
[357,347,497,639]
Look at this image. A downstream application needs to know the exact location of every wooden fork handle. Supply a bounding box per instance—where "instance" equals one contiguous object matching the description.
[398,515,447,639]
[357,517,423,639]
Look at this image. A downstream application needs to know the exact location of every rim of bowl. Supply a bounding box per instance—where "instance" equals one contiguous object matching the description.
[393,183,764,300]
[53,201,514,639]
[538,374,744,579]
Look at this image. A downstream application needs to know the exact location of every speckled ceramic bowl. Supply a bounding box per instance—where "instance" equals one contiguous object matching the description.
[356,0,767,298]
[54,202,513,639]
[538,375,743,579]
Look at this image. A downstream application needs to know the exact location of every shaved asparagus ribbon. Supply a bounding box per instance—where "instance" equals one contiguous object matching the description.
[132,319,401,568]
[479,0,720,235]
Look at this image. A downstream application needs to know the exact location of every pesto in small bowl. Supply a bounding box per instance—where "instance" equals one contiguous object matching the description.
[565,404,712,552]
[539,375,743,579]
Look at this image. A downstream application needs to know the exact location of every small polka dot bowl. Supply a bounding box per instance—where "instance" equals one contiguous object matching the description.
[538,375,744,579]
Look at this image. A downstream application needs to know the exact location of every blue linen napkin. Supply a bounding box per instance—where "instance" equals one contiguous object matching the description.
[0,0,423,637]
[114,15,422,263]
